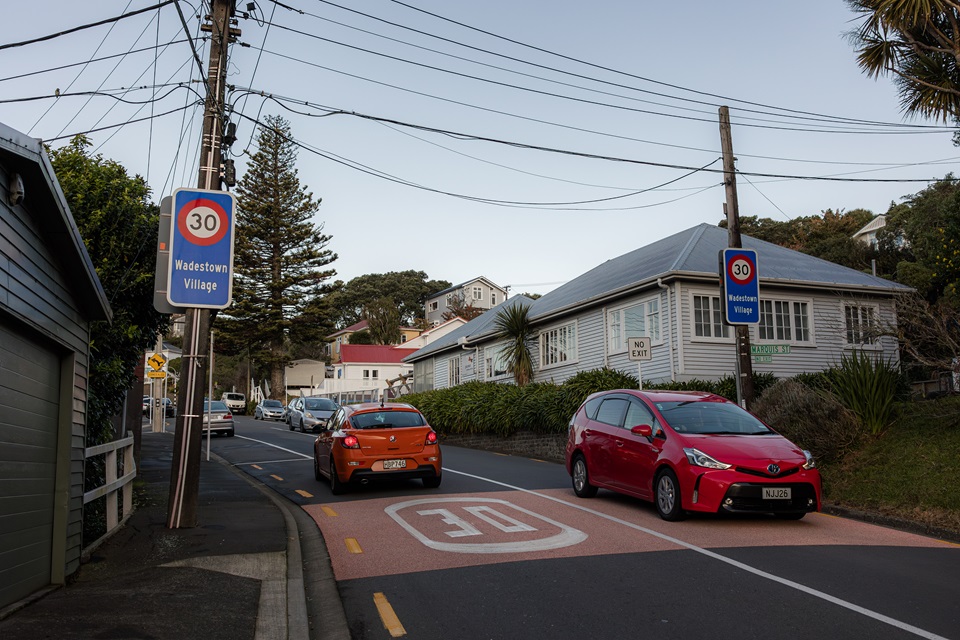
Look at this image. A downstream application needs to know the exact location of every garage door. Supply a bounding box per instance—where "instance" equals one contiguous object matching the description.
[0,318,61,609]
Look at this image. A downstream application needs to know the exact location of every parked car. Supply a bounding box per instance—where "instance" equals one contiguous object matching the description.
[288,396,339,433]
[283,399,298,425]
[313,402,441,494]
[142,395,151,416]
[254,399,285,421]
[221,392,246,415]
[143,396,175,417]
[565,389,822,521]
[202,400,235,437]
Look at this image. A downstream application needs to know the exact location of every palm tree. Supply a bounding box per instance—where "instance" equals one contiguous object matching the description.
[845,0,960,121]
[492,304,535,386]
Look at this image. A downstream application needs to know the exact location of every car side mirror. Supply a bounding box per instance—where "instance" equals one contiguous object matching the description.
[630,424,653,439]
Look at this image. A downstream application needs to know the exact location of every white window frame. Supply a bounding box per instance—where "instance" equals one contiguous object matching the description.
[539,321,578,369]
[607,296,663,354]
[429,300,439,312]
[491,292,497,306]
[757,297,814,345]
[472,286,483,300]
[448,356,461,386]
[843,302,880,347]
[690,293,730,341]
[484,342,510,380]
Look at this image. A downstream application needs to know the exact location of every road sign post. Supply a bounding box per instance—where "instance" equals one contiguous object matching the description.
[167,188,236,309]
[627,336,652,389]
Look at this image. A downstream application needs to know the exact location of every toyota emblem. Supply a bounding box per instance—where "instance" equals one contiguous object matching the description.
[767,464,781,475]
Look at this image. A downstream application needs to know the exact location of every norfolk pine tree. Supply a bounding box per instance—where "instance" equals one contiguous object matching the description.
[227,115,337,399]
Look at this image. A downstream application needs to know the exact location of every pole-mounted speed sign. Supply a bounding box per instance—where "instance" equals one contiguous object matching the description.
[720,248,760,324]
[166,188,236,308]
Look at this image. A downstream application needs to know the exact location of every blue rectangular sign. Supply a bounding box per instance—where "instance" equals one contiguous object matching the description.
[166,188,236,309]
[721,248,760,324]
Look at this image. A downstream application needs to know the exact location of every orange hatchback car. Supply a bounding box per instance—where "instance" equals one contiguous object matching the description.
[313,402,442,494]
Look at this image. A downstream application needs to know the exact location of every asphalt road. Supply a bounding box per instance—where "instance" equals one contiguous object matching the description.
[206,415,960,640]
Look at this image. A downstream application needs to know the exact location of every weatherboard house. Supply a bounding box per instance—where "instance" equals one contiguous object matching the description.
[403,223,909,391]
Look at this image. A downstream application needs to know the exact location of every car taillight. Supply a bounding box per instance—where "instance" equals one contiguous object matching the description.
[224,413,233,419]
[341,435,360,449]
[425,431,438,445]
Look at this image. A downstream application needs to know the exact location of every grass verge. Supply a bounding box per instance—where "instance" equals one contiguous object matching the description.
[820,394,960,539]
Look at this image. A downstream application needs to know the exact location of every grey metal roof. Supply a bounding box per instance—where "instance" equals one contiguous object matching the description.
[403,295,535,362]
[527,223,911,321]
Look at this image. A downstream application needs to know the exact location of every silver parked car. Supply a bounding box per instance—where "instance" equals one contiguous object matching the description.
[254,399,285,421]
[287,396,339,433]
[202,400,235,437]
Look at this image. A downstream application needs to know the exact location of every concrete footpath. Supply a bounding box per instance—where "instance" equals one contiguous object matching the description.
[0,430,350,640]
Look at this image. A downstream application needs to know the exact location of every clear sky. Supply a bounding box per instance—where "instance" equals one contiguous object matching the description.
[2,1,956,296]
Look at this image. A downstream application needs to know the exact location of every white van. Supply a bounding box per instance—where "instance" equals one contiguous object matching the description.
[221,392,246,415]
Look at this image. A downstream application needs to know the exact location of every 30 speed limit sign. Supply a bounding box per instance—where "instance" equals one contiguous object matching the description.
[166,188,236,309]
[720,248,760,324]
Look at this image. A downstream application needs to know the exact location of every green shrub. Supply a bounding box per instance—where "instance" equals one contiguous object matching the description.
[753,378,863,464]
[825,350,903,436]
[645,372,778,403]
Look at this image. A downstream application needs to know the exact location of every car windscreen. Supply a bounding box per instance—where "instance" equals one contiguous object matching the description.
[204,401,229,412]
[350,411,425,429]
[655,401,772,435]
[262,400,282,407]
[305,398,337,411]
[224,394,243,400]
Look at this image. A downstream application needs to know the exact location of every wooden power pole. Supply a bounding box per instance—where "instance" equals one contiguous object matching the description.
[719,106,755,409]
[167,0,236,528]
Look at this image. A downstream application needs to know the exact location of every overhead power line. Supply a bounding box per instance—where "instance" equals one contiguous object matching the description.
[0,1,176,51]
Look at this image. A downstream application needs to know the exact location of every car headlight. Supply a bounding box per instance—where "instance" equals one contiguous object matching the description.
[802,450,816,470]
[683,447,732,470]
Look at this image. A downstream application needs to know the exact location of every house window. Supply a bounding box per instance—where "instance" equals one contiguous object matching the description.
[472,286,483,300]
[429,301,438,312]
[759,300,811,342]
[363,369,370,379]
[608,298,661,353]
[693,295,728,338]
[372,370,378,379]
[491,293,497,305]
[485,343,509,378]
[608,309,622,353]
[540,322,577,368]
[845,304,877,345]
[448,357,461,386]
[414,359,434,392]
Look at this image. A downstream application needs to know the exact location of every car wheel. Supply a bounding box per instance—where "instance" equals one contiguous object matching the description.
[288,419,295,431]
[775,512,806,520]
[299,420,305,433]
[571,456,598,498]
[422,475,442,489]
[313,454,323,481]
[226,429,235,437]
[655,469,685,521]
[329,458,345,495]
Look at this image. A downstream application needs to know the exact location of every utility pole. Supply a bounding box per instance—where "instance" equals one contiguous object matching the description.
[167,0,237,529]
[719,106,755,409]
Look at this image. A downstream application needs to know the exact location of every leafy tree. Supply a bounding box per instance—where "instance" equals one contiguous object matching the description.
[364,296,402,344]
[878,175,960,304]
[441,291,485,322]
[326,271,451,327]
[492,303,536,386]
[348,329,375,344]
[845,0,960,121]
[48,136,169,446]
[225,115,337,399]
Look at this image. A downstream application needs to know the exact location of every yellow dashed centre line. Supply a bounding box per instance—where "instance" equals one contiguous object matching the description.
[345,538,363,554]
[251,464,262,470]
[270,474,283,481]
[373,592,406,637]
[321,506,338,517]
[295,489,313,498]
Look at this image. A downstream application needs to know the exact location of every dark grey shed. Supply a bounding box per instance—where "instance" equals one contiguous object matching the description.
[0,122,111,609]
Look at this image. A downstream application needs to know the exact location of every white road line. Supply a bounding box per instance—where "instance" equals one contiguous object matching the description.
[234,435,312,459]
[242,458,310,466]
[445,467,949,640]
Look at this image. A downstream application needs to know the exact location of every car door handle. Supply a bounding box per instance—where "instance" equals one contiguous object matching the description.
[615,440,624,447]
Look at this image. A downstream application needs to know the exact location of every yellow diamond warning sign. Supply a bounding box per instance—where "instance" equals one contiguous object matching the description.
[148,352,167,371]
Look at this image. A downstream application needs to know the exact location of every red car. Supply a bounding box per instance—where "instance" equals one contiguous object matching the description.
[565,389,821,521]
[313,402,442,494]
